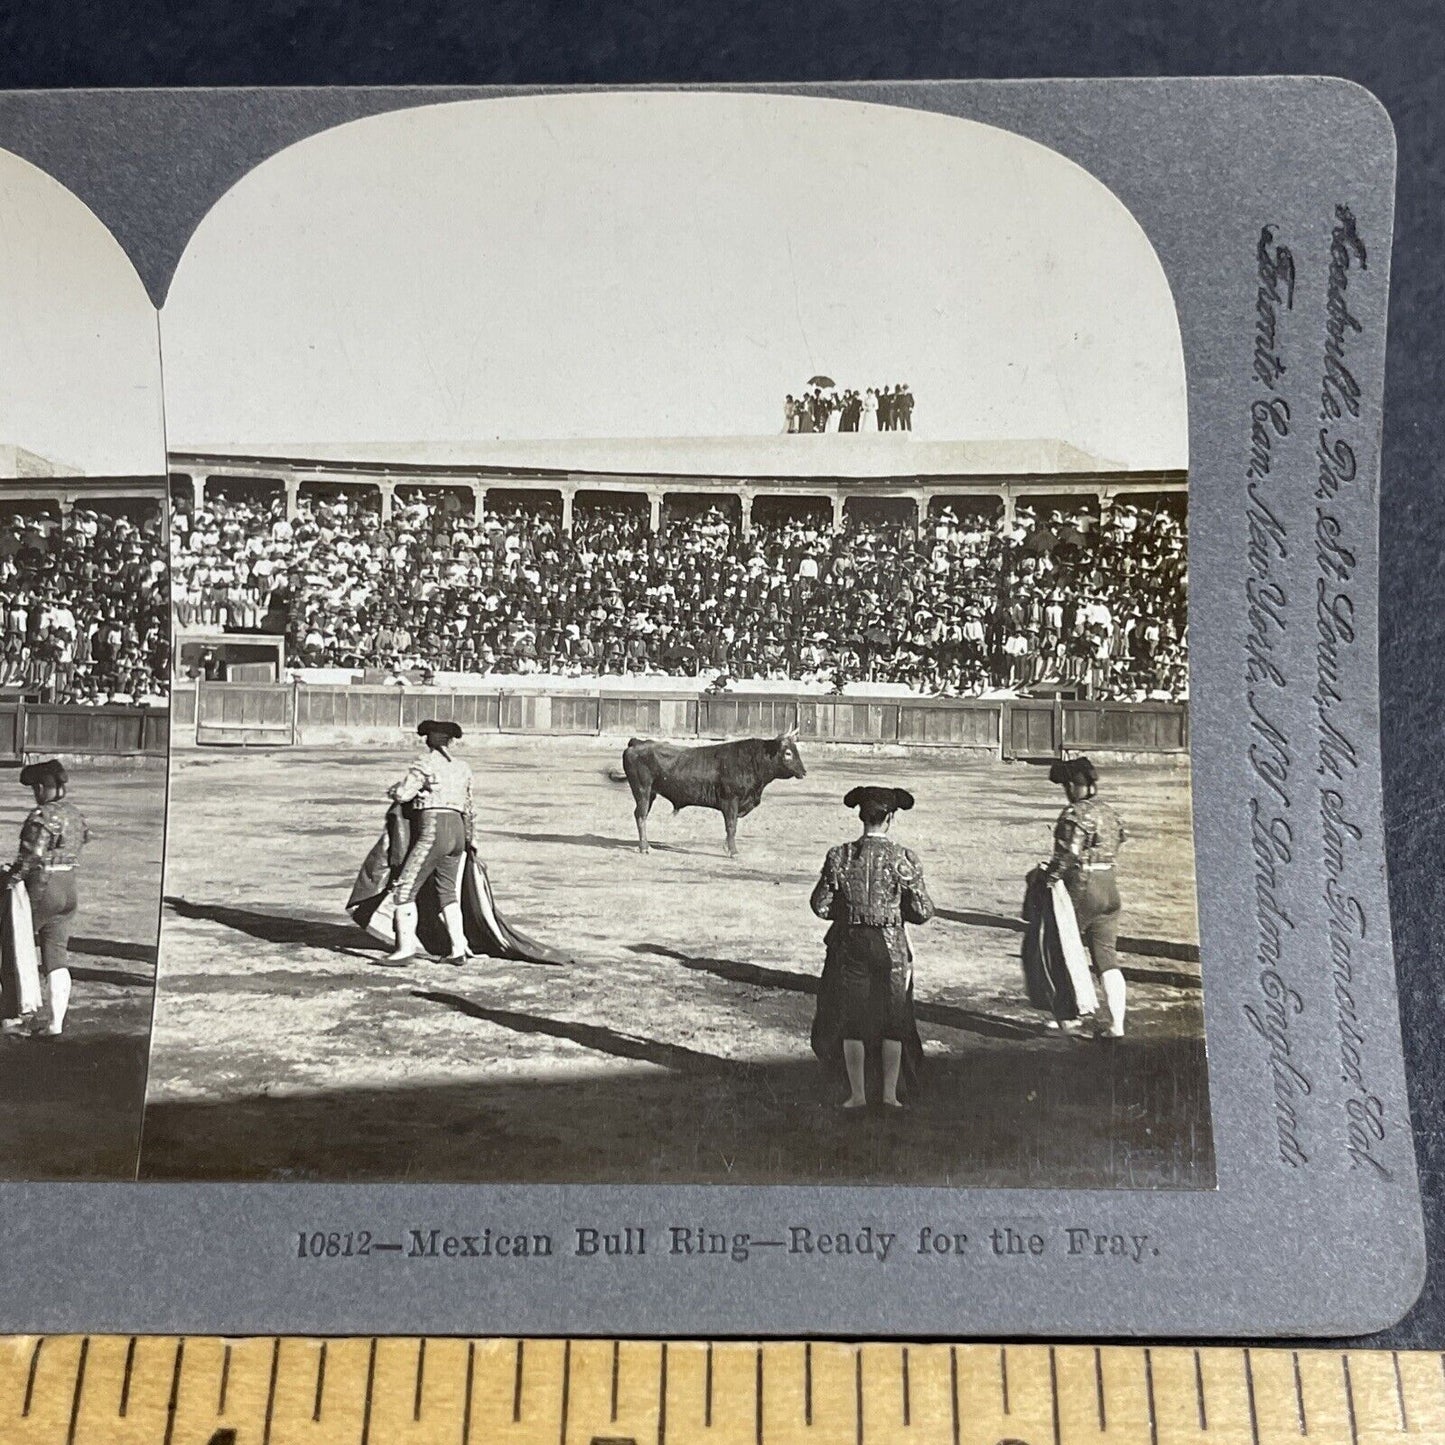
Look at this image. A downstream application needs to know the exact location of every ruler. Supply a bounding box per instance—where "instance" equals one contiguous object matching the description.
[0,1337,1437,1444]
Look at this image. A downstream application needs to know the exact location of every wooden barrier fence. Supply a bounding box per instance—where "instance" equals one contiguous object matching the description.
[175,682,1188,757]
[0,700,169,760]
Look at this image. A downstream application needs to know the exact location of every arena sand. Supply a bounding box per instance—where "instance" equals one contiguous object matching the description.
[142,739,1212,1188]
[0,766,165,1179]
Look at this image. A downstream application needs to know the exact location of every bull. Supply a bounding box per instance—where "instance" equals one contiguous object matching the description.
[622,729,808,856]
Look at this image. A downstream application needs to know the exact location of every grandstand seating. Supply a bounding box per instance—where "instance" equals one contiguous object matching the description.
[0,501,169,704]
[170,486,1187,701]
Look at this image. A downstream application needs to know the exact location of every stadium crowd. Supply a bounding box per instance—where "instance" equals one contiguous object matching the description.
[171,485,1187,701]
[0,503,170,704]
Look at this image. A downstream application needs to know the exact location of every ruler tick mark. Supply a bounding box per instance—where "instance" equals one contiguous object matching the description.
[804,1342,812,1426]
[314,1340,328,1422]
[22,1337,42,1415]
[1393,1350,1408,1431]
[1000,1347,1010,1415]
[561,1339,572,1445]
[611,1339,620,1422]
[949,1346,959,1445]
[462,1341,475,1445]
[1193,1349,1207,1431]
[1144,1347,1158,1445]
[120,1336,137,1417]
[415,1338,426,1422]
[755,1346,764,1445]
[1342,1355,1359,1445]
[1048,1347,1060,1445]
[514,1339,525,1422]
[854,1348,863,1445]
[65,1337,88,1445]
[218,1344,231,1416]
[902,1345,911,1427]
[1244,1349,1260,1445]
[1292,1351,1307,1435]
[262,1338,280,1445]
[659,1341,668,1445]
[1095,1347,1107,1431]
[360,1337,377,1445]
[462,1340,473,1445]
[163,1339,184,1445]
[705,1342,713,1428]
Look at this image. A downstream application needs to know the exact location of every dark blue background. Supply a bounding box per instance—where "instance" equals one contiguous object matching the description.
[1,0,1441,1346]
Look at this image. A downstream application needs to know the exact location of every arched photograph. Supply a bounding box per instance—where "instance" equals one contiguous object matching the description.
[146,91,1203,1188]
[0,149,170,1178]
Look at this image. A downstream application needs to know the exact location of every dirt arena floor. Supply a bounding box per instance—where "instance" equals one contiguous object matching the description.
[142,738,1212,1189]
[0,766,165,1179]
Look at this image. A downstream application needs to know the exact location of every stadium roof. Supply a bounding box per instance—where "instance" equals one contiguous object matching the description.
[174,434,1167,482]
[0,445,82,480]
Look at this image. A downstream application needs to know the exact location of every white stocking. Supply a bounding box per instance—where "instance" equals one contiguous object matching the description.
[46,967,71,1034]
[1100,968,1127,1036]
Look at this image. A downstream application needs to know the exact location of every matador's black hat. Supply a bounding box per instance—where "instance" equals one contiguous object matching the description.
[19,759,67,790]
[1048,756,1098,788]
[843,785,915,813]
[417,719,463,740]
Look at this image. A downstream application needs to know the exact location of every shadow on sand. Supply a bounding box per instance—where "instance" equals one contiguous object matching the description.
[482,829,660,853]
[414,992,728,1073]
[0,1030,148,1179]
[138,1031,1214,1189]
[164,896,376,955]
[69,966,154,989]
[934,906,1200,966]
[69,936,158,966]
[628,943,1038,1042]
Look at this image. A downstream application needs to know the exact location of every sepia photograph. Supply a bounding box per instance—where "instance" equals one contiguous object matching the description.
[0,146,170,1178]
[144,91,1205,1188]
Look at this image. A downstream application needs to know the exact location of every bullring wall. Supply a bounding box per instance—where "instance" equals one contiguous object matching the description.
[171,682,1188,759]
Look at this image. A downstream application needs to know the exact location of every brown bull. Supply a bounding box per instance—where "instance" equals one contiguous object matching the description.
[622,728,808,856]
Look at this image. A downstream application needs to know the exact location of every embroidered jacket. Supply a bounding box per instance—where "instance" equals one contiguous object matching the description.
[11,799,90,882]
[1051,798,1127,871]
[810,837,935,929]
[388,750,475,835]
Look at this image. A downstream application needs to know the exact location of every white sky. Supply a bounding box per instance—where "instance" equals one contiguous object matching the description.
[164,92,1187,470]
[0,150,164,477]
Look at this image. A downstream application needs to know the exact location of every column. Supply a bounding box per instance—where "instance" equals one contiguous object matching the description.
[831,493,844,531]
[284,473,301,520]
[913,491,926,538]
[740,492,754,537]
[649,493,662,532]
[190,474,205,512]
[1001,489,1016,529]
[473,484,486,524]
[561,487,576,533]
[378,480,395,521]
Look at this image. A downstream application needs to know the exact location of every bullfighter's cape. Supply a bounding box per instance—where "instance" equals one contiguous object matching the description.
[0,882,42,1020]
[347,803,572,966]
[1020,865,1099,1021]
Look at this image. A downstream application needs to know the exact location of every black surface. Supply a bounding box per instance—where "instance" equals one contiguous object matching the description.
[1,0,1442,1344]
